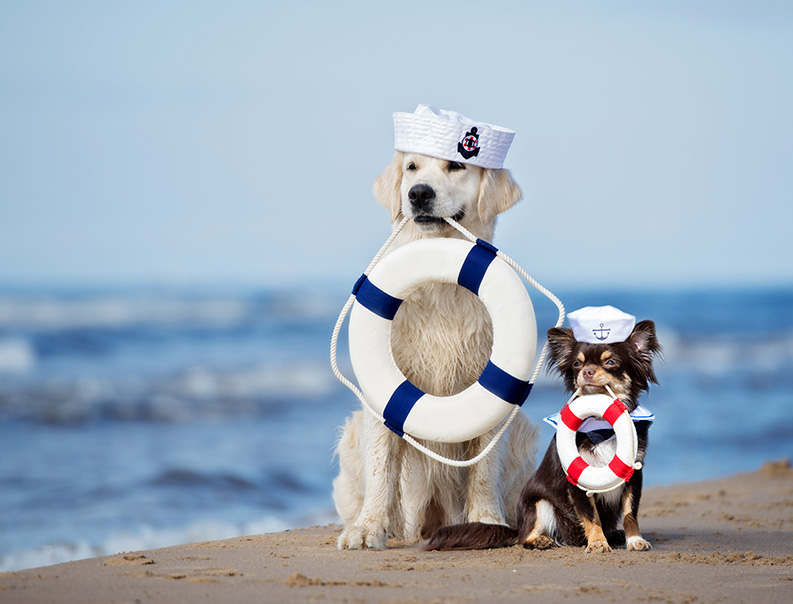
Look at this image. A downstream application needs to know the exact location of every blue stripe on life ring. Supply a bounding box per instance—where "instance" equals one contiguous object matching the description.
[478,360,532,407]
[457,240,498,295]
[383,380,425,437]
[354,275,403,320]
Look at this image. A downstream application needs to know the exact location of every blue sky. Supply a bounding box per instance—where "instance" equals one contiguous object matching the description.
[1,1,791,289]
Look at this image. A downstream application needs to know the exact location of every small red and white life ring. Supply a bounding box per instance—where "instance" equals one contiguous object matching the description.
[555,392,641,495]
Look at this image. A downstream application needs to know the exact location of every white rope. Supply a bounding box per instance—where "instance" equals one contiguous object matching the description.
[330,217,409,428]
[329,216,565,467]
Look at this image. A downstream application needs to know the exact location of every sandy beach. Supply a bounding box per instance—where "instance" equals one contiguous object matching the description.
[1,460,791,603]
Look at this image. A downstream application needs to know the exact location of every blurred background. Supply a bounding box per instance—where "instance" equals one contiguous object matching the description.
[1,0,791,571]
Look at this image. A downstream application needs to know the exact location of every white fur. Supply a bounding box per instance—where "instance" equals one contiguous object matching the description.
[535,499,558,541]
[581,439,626,506]
[627,535,653,551]
[333,151,539,549]
[581,439,618,469]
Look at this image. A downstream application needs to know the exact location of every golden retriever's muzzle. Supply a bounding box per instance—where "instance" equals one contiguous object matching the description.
[408,184,435,214]
[408,183,465,225]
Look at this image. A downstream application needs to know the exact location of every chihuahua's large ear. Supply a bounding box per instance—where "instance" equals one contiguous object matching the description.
[373,152,404,222]
[546,327,576,372]
[628,320,662,385]
[628,320,661,357]
[478,168,523,225]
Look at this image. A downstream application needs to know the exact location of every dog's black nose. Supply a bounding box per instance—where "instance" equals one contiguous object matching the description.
[408,184,436,212]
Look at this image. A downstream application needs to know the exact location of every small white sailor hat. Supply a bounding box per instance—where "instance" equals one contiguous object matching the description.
[567,306,636,344]
[393,104,515,169]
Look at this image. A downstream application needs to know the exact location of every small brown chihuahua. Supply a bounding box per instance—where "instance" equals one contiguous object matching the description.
[425,318,661,553]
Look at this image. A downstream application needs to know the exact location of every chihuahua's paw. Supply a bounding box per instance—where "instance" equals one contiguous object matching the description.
[585,540,613,554]
[337,524,387,550]
[523,535,555,550]
[626,536,653,551]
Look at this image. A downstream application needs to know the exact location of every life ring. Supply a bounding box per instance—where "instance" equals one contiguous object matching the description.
[555,393,641,495]
[348,237,537,443]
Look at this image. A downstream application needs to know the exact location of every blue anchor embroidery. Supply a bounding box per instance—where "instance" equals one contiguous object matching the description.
[592,323,610,341]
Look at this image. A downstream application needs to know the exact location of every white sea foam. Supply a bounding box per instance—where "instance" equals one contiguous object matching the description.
[0,338,35,373]
[661,331,793,376]
[0,359,341,423]
[0,295,251,329]
[0,289,343,330]
[0,509,336,573]
[171,362,337,399]
[0,542,99,573]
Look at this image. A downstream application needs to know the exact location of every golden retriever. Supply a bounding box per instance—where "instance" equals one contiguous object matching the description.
[333,151,539,549]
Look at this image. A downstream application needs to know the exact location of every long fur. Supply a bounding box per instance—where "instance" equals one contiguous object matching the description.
[425,320,661,553]
[333,151,539,549]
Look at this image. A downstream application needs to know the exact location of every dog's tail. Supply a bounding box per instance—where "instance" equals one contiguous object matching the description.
[423,522,519,551]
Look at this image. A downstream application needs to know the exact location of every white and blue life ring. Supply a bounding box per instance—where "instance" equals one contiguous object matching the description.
[554,393,642,495]
[347,237,537,443]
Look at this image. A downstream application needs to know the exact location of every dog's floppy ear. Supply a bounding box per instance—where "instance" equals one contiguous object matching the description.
[373,152,404,222]
[477,168,523,225]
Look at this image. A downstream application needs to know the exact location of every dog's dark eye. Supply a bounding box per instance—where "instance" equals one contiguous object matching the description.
[604,359,618,367]
[447,162,465,172]
[406,162,417,171]
[573,361,582,369]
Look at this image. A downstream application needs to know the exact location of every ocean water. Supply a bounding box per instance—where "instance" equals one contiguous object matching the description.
[0,284,791,571]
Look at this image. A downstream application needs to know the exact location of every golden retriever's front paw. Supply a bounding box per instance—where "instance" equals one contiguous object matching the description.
[626,536,652,551]
[585,540,612,554]
[466,506,504,526]
[468,514,504,527]
[337,524,387,550]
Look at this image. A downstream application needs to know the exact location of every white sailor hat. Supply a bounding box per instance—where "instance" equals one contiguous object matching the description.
[393,104,515,169]
[567,306,636,344]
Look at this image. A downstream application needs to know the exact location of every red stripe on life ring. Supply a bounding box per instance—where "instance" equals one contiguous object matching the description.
[602,399,627,426]
[608,455,635,482]
[565,456,589,486]
[560,403,583,431]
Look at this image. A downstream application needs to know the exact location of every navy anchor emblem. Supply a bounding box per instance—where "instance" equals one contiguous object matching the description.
[592,323,611,341]
[457,127,480,160]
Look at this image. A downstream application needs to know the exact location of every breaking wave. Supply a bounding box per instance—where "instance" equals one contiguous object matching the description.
[0,508,336,573]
